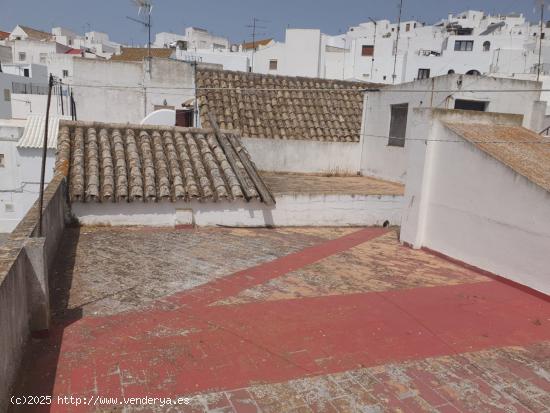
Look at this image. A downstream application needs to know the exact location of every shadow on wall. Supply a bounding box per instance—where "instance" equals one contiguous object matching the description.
[9,225,83,410]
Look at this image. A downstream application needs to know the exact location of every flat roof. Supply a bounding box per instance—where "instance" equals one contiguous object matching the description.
[261,172,405,196]
[11,226,550,411]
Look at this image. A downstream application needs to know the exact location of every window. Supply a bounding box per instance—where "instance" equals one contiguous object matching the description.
[454,40,474,51]
[361,45,374,56]
[68,39,72,45]
[3,89,10,102]
[406,23,411,32]
[483,41,491,52]
[269,59,278,70]
[448,69,455,74]
[417,68,430,79]
[18,52,26,61]
[39,53,47,63]
[388,103,408,147]
[62,69,69,78]
[0,154,4,167]
[23,68,29,77]
[454,99,487,111]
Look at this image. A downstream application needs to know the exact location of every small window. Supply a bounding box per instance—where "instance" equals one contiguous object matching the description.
[269,59,278,70]
[0,153,4,167]
[483,41,490,52]
[448,69,455,74]
[18,52,26,61]
[406,23,411,32]
[454,99,488,111]
[3,89,10,101]
[454,40,474,51]
[62,69,69,78]
[39,53,47,63]
[388,103,408,147]
[362,45,374,56]
[417,68,430,79]
[23,68,29,77]
[5,203,14,213]
[68,39,72,45]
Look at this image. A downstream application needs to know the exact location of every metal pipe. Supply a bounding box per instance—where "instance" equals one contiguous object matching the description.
[38,74,54,237]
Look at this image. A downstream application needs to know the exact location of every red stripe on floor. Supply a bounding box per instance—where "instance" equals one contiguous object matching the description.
[24,279,550,413]
[164,226,389,308]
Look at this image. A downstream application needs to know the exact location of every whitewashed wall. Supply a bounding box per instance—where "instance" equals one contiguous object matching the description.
[70,58,196,124]
[400,109,550,295]
[72,193,403,228]
[242,137,361,174]
[361,74,545,183]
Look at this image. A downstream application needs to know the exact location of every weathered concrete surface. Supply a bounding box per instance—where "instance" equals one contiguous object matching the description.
[261,172,404,196]
[9,227,550,413]
[0,175,66,412]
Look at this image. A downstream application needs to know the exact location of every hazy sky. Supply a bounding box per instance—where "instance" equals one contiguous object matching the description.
[0,0,545,45]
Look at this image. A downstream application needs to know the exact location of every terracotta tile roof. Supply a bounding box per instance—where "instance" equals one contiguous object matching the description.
[444,122,550,193]
[241,38,273,50]
[0,31,9,40]
[197,68,375,142]
[19,25,52,41]
[56,121,275,204]
[110,47,173,61]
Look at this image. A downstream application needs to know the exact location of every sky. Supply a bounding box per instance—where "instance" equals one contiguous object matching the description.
[0,0,546,45]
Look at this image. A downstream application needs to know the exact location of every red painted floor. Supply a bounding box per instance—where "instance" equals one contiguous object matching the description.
[10,227,550,413]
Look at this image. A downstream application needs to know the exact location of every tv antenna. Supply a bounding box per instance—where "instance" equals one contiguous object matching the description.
[392,0,403,84]
[127,0,153,59]
[535,0,548,81]
[245,17,269,72]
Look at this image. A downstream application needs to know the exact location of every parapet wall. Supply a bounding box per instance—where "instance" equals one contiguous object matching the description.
[0,174,67,411]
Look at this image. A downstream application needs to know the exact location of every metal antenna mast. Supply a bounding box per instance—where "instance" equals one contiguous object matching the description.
[245,17,268,72]
[392,0,403,84]
[537,0,546,82]
[127,0,153,59]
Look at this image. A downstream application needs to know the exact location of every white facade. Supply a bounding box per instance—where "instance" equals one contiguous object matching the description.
[174,48,249,72]
[52,27,121,57]
[160,10,550,84]
[400,108,550,295]
[68,58,198,124]
[242,137,361,174]
[360,74,546,183]
[154,27,229,51]
[0,119,56,232]
[10,39,71,65]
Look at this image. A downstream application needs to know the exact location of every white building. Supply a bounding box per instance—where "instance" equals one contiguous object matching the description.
[191,10,548,84]
[360,74,547,183]
[154,27,230,51]
[68,57,201,124]
[399,108,550,295]
[0,116,58,232]
[52,27,121,58]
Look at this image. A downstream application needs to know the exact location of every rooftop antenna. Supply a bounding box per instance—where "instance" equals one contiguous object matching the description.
[535,0,547,81]
[127,0,153,59]
[392,0,403,84]
[245,17,268,72]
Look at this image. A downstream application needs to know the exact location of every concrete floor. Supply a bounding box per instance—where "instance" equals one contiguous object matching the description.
[10,226,550,412]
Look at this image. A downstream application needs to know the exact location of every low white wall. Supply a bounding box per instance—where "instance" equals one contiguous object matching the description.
[401,109,550,295]
[72,194,403,228]
[242,137,361,174]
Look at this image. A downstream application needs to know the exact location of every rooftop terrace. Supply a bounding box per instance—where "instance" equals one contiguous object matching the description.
[10,226,550,412]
